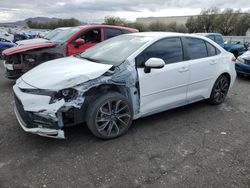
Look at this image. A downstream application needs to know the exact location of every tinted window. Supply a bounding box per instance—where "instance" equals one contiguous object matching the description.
[215,35,224,46]
[77,29,101,43]
[186,38,207,60]
[207,35,215,42]
[50,27,82,43]
[136,38,183,67]
[104,28,122,40]
[122,29,130,34]
[206,42,216,56]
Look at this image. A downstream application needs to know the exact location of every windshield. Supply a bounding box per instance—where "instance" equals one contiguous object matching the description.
[80,35,152,66]
[50,27,81,43]
[44,28,65,40]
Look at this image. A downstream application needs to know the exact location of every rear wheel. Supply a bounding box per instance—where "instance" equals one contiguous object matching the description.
[208,75,230,105]
[86,92,133,139]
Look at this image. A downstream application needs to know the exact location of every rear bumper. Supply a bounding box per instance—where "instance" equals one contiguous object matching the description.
[14,106,65,139]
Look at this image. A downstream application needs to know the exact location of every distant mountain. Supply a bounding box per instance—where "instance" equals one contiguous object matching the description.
[4,17,61,26]
[0,17,88,27]
[18,17,61,25]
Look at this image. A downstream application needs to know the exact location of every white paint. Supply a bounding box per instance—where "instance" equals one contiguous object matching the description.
[13,32,237,138]
[21,56,113,90]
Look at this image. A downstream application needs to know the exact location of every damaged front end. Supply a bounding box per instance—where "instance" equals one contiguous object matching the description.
[13,60,140,139]
[3,43,65,79]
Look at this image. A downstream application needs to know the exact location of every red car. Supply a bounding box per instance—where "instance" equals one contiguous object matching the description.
[2,25,138,79]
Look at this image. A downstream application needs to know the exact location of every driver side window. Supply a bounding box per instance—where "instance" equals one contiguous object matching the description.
[136,37,184,67]
[75,29,101,44]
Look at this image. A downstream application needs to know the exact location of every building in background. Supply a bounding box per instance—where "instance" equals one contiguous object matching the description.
[136,15,250,36]
[136,15,197,26]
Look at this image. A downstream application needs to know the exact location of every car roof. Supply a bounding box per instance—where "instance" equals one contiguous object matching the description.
[127,32,211,40]
[195,33,222,36]
[76,24,138,32]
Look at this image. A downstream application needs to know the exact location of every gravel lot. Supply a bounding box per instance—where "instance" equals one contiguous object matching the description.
[0,61,250,188]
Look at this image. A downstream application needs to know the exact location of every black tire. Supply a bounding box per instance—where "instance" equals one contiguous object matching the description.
[208,75,230,105]
[86,92,133,139]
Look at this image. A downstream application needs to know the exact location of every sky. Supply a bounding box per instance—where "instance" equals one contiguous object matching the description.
[0,0,250,23]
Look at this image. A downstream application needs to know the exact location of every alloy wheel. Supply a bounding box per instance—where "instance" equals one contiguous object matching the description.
[213,76,229,103]
[95,99,131,137]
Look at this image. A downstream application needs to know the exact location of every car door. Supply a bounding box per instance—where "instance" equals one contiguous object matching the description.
[185,37,218,102]
[136,37,190,115]
[67,28,101,56]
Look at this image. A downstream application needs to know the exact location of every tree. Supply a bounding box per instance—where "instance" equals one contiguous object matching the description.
[186,17,199,33]
[196,7,219,32]
[234,13,250,36]
[27,18,81,29]
[149,22,168,31]
[104,16,125,26]
[215,9,241,35]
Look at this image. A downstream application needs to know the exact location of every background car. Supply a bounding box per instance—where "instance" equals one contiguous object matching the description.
[2,25,138,79]
[196,33,245,57]
[13,33,236,139]
[0,41,16,59]
[236,50,250,76]
[0,30,14,42]
[16,27,71,45]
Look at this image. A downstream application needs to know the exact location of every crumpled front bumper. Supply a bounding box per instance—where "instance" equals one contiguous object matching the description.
[14,106,65,139]
[13,80,66,139]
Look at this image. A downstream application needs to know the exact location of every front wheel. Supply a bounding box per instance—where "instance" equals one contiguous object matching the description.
[86,92,133,139]
[208,75,230,105]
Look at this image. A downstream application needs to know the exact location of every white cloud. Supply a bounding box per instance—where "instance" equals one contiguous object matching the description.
[0,0,249,23]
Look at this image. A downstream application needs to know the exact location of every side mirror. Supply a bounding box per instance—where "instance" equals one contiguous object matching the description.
[144,58,165,73]
[75,38,85,47]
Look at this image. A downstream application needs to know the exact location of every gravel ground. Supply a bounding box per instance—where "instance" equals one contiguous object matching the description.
[0,61,250,188]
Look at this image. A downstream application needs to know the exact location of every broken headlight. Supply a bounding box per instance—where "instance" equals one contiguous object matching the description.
[51,88,78,103]
[20,88,54,96]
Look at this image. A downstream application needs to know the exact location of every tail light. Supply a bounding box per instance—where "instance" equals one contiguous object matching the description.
[232,57,237,62]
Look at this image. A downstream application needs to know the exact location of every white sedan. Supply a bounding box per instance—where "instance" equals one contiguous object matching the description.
[13,32,236,139]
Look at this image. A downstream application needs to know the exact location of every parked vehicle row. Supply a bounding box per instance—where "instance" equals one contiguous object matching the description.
[236,50,250,76]
[15,27,71,45]
[12,32,236,139]
[196,33,246,58]
[0,41,16,59]
[2,25,138,79]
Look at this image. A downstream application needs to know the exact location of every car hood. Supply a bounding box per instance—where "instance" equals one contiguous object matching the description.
[3,42,57,56]
[240,51,250,60]
[16,38,49,45]
[21,56,113,90]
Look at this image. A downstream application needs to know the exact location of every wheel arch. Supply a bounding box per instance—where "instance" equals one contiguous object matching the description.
[79,84,136,122]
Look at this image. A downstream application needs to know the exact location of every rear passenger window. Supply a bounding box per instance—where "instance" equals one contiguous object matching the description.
[215,35,224,46]
[122,30,130,34]
[104,28,122,40]
[206,42,216,56]
[136,37,183,67]
[186,38,207,60]
[207,35,215,42]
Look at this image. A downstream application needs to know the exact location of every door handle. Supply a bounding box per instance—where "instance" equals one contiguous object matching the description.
[210,60,217,65]
[178,67,189,73]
